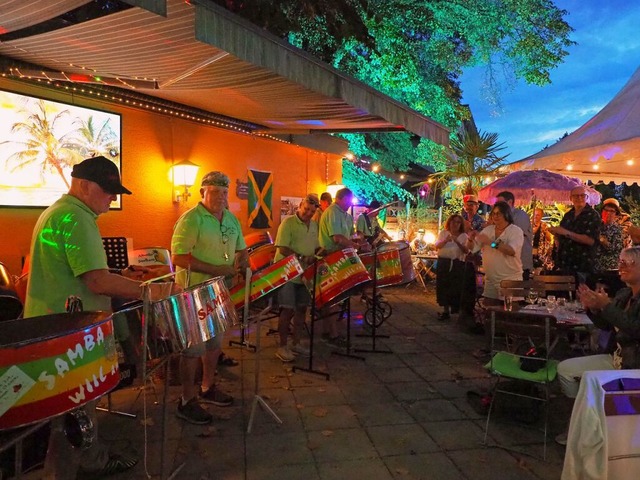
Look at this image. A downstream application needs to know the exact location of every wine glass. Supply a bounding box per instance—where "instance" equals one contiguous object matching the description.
[526,290,539,306]
[546,295,557,313]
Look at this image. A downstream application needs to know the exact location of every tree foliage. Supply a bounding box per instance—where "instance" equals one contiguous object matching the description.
[426,123,509,198]
[342,160,414,205]
[216,0,574,172]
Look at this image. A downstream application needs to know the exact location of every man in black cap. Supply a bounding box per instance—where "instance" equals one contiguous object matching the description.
[25,156,178,478]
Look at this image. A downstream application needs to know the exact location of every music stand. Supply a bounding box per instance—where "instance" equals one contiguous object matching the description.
[355,247,391,354]
[293,257,330,379]
[102,237,129,270]
[244,268,283,433]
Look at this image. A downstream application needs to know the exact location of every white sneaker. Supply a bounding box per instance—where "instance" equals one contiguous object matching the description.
[290,343,310,357]
[275,346,295,362]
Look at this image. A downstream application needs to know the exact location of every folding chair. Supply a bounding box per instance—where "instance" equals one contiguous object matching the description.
[500,279,545,303]
[532,274,576,300]
[483,310,558,460]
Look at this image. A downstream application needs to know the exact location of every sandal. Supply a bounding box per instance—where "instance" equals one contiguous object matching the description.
[217,353,239,367]
[77,453,138,479]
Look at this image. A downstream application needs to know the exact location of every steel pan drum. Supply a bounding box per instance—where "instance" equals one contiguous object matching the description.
[229,255,304,310]
[248,244,277,272]
[0,311,119,430]
[302,248,371,309]
[151,276,237,352]
[359,248,403,287]
[379,241,415,284]
[244,231,273,252]
[112,301,172,388]
[0,262,22,321]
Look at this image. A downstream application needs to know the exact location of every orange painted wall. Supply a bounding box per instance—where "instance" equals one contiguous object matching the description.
[0,78,343,275]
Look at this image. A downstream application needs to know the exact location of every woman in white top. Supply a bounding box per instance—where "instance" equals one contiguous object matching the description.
[435,214,470,320]
[469,201,524,305]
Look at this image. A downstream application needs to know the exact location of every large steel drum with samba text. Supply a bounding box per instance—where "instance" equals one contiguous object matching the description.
[302,248,371,309]
[151,276,238,352]
[0,311,119,430]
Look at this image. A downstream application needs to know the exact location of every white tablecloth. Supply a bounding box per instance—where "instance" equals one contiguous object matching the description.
[562,369,640,480]
[522,304,593,326]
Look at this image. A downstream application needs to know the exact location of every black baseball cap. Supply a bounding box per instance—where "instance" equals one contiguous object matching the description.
[71,156,132,195]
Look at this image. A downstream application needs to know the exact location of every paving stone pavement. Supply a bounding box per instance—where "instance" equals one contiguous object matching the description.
[89,283,573,479]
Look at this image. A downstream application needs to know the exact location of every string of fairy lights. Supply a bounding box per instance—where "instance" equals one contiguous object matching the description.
[2,66,290,145]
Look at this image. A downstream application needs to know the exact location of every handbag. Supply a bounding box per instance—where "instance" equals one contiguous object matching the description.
[519,346,547,372]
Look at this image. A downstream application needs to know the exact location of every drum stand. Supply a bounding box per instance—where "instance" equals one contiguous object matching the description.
[244,268,283,433]
[293,258,331,380]
[331,298,365,361]
[229,268,257,352]
[356,248,391,354]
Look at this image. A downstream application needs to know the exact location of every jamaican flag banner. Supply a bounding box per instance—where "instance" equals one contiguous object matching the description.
[247,169,273,228]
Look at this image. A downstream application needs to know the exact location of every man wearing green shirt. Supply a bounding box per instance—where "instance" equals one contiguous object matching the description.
[318,187,358,253]
[317,187,359,346]
[273,194,320,362]
[25,156,176,479]
[171,171,248,424]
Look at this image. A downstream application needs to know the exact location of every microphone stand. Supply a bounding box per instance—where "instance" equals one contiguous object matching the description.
[356,246,391,354]
[293,257,330,379]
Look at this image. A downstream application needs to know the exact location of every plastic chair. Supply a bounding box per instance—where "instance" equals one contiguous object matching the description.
[483,309,559,460]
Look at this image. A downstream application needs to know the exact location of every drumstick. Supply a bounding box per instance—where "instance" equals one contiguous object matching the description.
[140,271,177,285]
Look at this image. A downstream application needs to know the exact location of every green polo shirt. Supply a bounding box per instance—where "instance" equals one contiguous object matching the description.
[318,203,354,253]
[172,204,246,287]
[25,194,111,317]
[275,213,319,283]
[356,213,375,237]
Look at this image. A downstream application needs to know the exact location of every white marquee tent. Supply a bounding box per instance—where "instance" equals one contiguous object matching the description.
[507,66,640,184]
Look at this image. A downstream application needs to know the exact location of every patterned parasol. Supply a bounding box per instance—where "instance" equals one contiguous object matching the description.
[478,169,602,206]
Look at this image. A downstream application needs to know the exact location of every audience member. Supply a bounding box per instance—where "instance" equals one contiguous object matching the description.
[532,207,554,272]
[555,246,640,445]
[434,214,471,320]
[495,191,533,279]
[549,186,601,283]
[468,201,523,307]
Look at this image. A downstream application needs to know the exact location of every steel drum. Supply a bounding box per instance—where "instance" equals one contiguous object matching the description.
[151,276,238,352]
[359,248,403,287]
[229,254,304,310]
[244,231,273,252]
[302,248,371,309]
[0,311,119,430]
[248,244,277,272]
[379,241,415,284]
[112,301,172,388]
[0,262,22,321]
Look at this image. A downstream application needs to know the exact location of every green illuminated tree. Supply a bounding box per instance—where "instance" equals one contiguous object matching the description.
[218,0,573,173]
[342,160,414,205]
